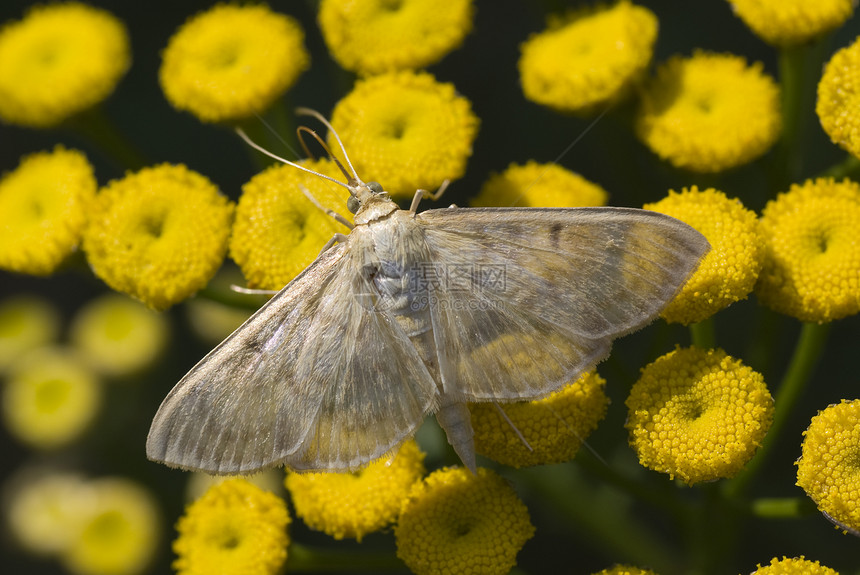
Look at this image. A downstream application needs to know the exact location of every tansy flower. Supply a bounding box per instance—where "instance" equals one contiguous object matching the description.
[160,4,308,123]
[82,164,234,311]
[796,399,860,535]
[817,36,860,160]
[2,347,101,449]
[636,51,781,173]
[185,470,284,502]
[62,478,160,575]
[727,0,855,46]
[756,178,860,323]
[750,556,839,575]
[318,0,473,74]
[285,440,425,541]
[471,371,609,468]
[0,146,96,275]
[471,161,608,207]
[173,479,290,575]
[644,187,762,325]
[70,294,169,377]
[329,71,479,200]
[0,3,129,127]
[229,158,352,290]
[0,295,60,372]
[519,1,658,114]
[625,346,773,485]
[184,265,254,345]
[593,567,658,575]
[395,467,534,575]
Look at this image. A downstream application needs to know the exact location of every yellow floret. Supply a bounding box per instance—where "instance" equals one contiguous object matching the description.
[728,0,855,45]
[471,161,608,207]
[0,295,60,373]
[817,36,860,160]
[750,556,839,575]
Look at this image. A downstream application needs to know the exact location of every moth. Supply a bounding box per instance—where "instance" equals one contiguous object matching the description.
[146,112,710,475]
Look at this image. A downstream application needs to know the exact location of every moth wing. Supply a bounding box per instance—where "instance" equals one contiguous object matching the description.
[418,206,709,402]
[146,241,437,474]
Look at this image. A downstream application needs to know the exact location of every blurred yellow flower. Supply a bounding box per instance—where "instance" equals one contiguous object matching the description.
[626,346,773,485]
[727,0,855,45]
[593,567,659,575]
[471,161,608,207]
[83,164,234,310]
[70,293,169,377]
[750,556,839,575]
[2,347,101,449]
[0,2,129,127]
[230,158,351,291]
[756,178,860,323]
[160,4,308,123]
[817,36,860,160]
[796,399,860,535]
[395,467,534,575]
[318,0,473,74]
[173,479,290,575]
[636,51,781,173]
[329,71,479,200]
[285,440,425,541]
[0,295,60,372]
[519,1,658,114]
[0,146,96,275]
[644,187,763,325]
[471,371,608,468]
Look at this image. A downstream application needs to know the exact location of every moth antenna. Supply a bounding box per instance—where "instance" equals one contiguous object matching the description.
[296,125,355,185]
[295,107,363,184]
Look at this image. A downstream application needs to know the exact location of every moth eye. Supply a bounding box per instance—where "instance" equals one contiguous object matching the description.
[368,182,384,195]
[347,196,360,214]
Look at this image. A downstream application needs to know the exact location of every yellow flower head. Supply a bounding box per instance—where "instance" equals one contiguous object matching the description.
[519,1,658,114]
[318,0,473,74]
[0,2,129,127]
[173,479,290,575]
[395,467,534,575]
[63,478,160,575]
[229,158,352,291]
[83,164,234,311]
[329,71,479,200]
[471,161,609,207]
[471,371,609,468]
[0,146,96,275]
[593,567,659,575]
[2,347,101,449]
[644,187,762,325]
[796,399,860,535]
[817,36,860,160]
[160,4,308,123]
[0,295,60,373]
[751,556,839,575]
[625,346,773,485]
[70,293,169,377]
[756,178,860,323]
[285,440,425,541]
[728,0,855,46]
[636,51,781,173]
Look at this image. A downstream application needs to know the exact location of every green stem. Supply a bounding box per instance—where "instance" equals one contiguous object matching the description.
[285,542,405,572]
[821,154,860,180]
[66,106,148,170]
[748,497,816,519]
[689,318,715,350]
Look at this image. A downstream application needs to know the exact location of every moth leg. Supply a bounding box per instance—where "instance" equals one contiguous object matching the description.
[230,285,278,296]
[493,402,533,452]
[409,179,451,214]
[318,233,350,256]
[300,185,354,230]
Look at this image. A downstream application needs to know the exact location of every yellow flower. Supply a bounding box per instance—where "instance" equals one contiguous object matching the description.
[329,71,479,200]
[728,0,855,46]
[519,1,658,114]
[285,440,425,541]
[63,478,160,575]
[636,51,781,173]
[796,399,860,535]
[160,4,308,123]
[173,479,290,575]
[471,371,609,468]
[318,0,473,74]
[184,266,254,345]
[471,161,608,207]
[644,187,762,325]
[395,467,534,575]
[230,158,352,290]
[0,295,60,372]
[2,347,101,449]
[750,556,839,575]
[70,293,169,377]
[817,36,860,160]
[0,146,97,275]
[756,178,860,323]
[0,3,129,127]
[625,346,773,485]
[82,164,234,311]
[593,567,659,575]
